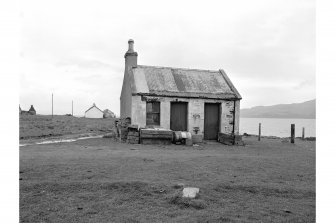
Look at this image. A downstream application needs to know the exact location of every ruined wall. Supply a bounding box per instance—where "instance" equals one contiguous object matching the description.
[187,100,204,134]
[131,95,146,128]
[120,53,137,118]
[221,101,234,134]
[160,100,170,129]
[234,100,240,135]
[130,95,240,136]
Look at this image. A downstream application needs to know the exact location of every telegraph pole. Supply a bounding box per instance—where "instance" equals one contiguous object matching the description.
[52,93,53,118]
[72,100,73,116]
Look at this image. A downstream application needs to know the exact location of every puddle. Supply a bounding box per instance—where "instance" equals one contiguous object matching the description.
[19,135,103,147]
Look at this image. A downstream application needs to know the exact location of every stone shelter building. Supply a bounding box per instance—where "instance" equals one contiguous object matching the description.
[120,39,242,140]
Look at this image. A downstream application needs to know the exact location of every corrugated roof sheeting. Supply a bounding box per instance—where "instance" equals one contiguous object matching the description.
[142,66,178,92]
[132,65,241,99]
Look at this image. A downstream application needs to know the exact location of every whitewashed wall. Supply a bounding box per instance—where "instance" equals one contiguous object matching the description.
[85,107,103,118]
[131,95,241,136]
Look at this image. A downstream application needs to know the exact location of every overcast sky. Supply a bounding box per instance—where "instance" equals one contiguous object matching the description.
[19,0,315,116]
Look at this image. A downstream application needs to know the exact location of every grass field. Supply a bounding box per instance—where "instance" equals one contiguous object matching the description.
[20,136,315,222]
[19,115,116,141]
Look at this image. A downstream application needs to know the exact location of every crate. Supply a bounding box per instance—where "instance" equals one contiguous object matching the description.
[140,129,173,145]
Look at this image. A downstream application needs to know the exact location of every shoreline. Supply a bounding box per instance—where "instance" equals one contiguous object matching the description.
[19,132,316,147]
[243,133,316,141]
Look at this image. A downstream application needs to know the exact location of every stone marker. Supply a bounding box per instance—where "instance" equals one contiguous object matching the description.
[182,187,199,198]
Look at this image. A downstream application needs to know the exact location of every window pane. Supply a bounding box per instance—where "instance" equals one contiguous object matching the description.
[146,113,154,125]
[152,113,160,125]
[146,102,160,125]
[152,102,160,113]
[147,103,153,113]
[146,113,160,125]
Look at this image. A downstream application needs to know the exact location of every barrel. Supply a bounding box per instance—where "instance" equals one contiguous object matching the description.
[173,131,192,144]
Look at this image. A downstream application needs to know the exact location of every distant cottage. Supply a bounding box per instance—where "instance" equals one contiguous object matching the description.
[20,105,36,115]
[120,39,242,140]
[85,103,103,118]
[103,109,116,119]
[28,105,36,115]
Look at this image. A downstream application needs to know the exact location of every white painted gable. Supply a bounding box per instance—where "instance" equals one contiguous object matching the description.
[85,105,103,118]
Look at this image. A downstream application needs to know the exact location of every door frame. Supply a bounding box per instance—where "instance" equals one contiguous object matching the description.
[170,101,188,131]
[204,102,221,140]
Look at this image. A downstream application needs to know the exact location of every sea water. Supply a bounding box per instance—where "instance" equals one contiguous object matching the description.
[240,118,316,137]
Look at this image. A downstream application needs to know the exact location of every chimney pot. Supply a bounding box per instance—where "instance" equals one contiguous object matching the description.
[124,38,138,58]
[128,39,134,52]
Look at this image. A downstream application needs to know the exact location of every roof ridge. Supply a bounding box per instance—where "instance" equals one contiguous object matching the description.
[85,104,103,113]
[219,69,242,99]
[136,64,220,73]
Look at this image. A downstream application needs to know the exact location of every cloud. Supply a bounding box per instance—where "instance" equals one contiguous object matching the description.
[20,0,315,115]
[55,58,113,69]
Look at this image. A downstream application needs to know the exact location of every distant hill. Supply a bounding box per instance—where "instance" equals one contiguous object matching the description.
[240,99,316,119]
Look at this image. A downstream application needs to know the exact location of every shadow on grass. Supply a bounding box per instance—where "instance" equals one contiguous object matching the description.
[214,183,315,199]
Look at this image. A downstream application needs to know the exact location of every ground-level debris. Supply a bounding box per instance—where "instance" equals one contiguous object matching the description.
[182,187,200,198]
[185,138,193,146]
[102,132,117,138]
[192,134,203,143]
[173,183,185,189]
[218,133,244,146]
[168,192,206,209]
[127,126,140,144]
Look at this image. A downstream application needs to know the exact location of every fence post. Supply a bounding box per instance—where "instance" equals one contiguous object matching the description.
[302,127,305,140]
[258,123,261,141]
[291,124,295,143]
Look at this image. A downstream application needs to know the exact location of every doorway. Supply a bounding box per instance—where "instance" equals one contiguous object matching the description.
[170,102,188,131]
[204,103,220,140]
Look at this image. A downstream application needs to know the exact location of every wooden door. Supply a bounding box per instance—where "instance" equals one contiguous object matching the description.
[204,103,220,140]
[170,102,187,131]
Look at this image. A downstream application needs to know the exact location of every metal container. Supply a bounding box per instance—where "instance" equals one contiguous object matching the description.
[173,131,192,144]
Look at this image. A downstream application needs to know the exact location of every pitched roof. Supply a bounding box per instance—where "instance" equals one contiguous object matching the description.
[85,103,103,113]
[130,65,241,100]
[29,105,36,112]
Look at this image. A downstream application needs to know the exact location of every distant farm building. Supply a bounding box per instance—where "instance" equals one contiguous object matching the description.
[20,105,36,115]
[85,103,103,118]
[103,109,116,119]
[120,39,242,141]
[28,105,36,115]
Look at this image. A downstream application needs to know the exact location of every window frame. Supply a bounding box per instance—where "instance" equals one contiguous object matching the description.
[146,101,160,126]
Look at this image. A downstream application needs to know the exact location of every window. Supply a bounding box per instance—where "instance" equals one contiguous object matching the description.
[146,101,160,126]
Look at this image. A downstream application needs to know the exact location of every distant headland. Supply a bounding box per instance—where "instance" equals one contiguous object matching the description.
[240,99,316,119]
